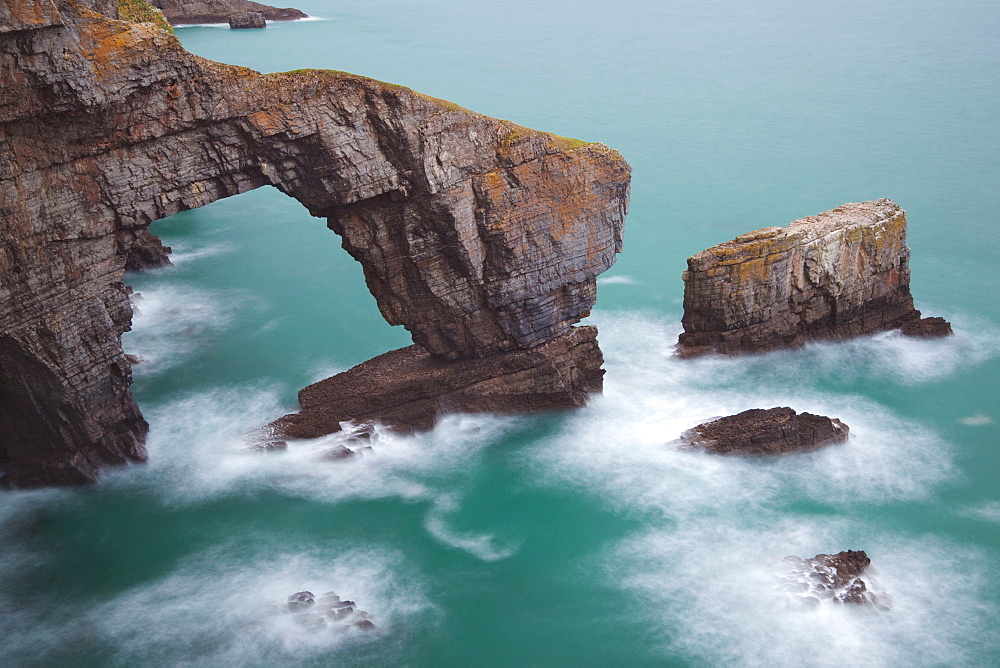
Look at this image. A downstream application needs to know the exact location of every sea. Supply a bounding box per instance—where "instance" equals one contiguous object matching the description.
[2,0,999,665]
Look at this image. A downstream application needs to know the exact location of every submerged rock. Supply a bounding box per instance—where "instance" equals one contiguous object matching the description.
[680,407,849,455]
[285,590,375,630]
[783,550,891,610]
[228,11,265,28]
[678,200,946,356]
[900,316,954,338]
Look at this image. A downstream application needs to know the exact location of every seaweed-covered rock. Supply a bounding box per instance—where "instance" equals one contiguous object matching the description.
[680,407,849,455]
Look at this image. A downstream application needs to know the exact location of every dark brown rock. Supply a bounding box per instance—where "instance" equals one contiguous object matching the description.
[270,325,605,439]
[678,200,944,357]
[680,407,849,456]
[900,316,953,338]
[0,1,629,487]
[783,550,890,610]
[149,0,306,25]
[228,11,265,29]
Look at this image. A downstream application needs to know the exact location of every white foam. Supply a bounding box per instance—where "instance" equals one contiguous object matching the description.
[2,545,431,665]
[423,495,518,562]
[527,311,957,515]
[959,501,1000,523]
[123,284,243,374]
[606,521,998,666]
[165,242,231,265]
[959,413,993,426]
[597,274,639,286]
[109,387,518,508]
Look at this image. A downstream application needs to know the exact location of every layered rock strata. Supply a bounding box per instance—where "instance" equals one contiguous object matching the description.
[678,200,949,356]
[0,0,630,487]
[783,550,890,610]
[150,0,306,25]
[264,325,604,442]
[680,407,849,456]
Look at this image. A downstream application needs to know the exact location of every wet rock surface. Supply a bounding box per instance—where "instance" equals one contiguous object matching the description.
[783,550,891,610]
[285,591,375,630]
[270,326,605,439]
[678,200,945,356]
[900,316,954,338]
[680,407,849,455]
[228,11,265,28]
[0,0,629,487]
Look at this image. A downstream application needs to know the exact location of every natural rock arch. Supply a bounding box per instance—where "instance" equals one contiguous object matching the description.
[0,0,630,486]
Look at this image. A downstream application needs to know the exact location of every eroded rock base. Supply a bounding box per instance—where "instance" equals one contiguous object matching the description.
[265,326,604,440]
[680,407,849,456]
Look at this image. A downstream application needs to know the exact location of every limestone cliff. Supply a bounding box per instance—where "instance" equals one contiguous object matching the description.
[149,0,307,25]
[677,200,943,356]
[0,0,630,487]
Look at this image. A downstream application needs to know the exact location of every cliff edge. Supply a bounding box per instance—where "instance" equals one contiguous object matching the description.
[149,0,307,25]
[0,0,630,487]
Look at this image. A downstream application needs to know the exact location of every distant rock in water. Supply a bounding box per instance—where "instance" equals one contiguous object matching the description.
[149,0,307,25]
[228,11,265,28]
[783,550,891,610]
[680,407,849,455]
[900,316,954,338]
[285,591,375,630]
[677,199,949,356]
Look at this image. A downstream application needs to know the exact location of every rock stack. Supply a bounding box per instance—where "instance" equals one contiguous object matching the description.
[285,591,375,630]
[228,12,266,28]
[678,200,951,356]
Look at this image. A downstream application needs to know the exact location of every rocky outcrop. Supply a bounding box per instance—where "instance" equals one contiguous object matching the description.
[901,316,953,338]
[265,325,604,441]
[0,0,629,487]
[228,11,265,29]
[783,550,891,610]
[285,591,375,630]
[149,0,306,25]
[678,200,949,356]
[680,407,849,455]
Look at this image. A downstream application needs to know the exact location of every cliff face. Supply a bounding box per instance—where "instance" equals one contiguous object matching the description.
[678,200,924,356]
[0,0,630,487]
[149,0,307,25]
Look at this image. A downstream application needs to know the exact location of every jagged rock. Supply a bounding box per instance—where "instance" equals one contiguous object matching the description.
[321,445,357,461]
[680,407,849,455]
[678,200,944,356]
[900,316,953,338]
[149,0,306,25]
[0,1,629,487]
[783,550,891,610]
[285,590,375,630]
[228,11,265,29]
[287,591,316,611]
[269,326,604,439]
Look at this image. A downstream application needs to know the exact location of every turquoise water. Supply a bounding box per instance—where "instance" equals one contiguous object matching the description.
[3,0,1000,664]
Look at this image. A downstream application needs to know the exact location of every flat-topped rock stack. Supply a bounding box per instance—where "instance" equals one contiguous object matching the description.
[678,200,951,357]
